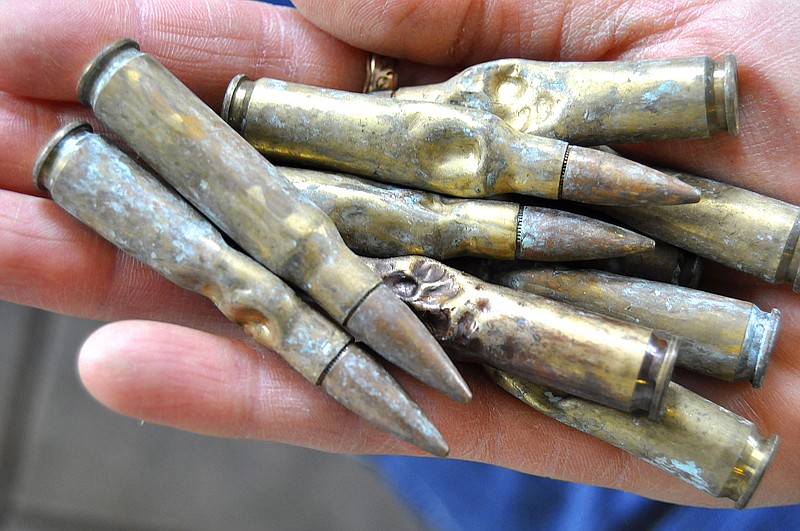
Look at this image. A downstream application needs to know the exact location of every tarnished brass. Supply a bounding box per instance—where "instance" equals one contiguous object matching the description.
[386,55,738,145]
[365,255,678,419]
[32,122,449,457]
[278,166,654,261]
[571,239,704,288]
[222,75,700,206]
[76,39,470,403]
[489,369,778,509]
[493,266,781,386]
[602,172,800,292]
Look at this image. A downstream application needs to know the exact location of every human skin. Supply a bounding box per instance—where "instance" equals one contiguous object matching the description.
[0,0,798,508]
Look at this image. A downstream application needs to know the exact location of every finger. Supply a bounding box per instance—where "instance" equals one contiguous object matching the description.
[292,0,734,64]
[0,93,95,195]
[78,319,796,507]
[0,0,372,103]
[0,188,238,335]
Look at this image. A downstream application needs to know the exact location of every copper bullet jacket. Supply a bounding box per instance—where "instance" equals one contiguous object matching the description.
[387,55,739,145]
[493,267,781,387]
[33,122,449,457]
[77,39,470,403]
[278,166,654,262]
[365,256,678,419]
[489,370,778,509]
[602,172,800,292]
[223,75,699,206]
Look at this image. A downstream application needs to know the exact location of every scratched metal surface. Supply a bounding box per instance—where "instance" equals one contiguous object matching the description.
[0,300,426,531]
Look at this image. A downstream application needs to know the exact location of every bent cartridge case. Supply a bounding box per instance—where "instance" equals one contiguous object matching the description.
[493,267,781,386]
[489,369,778,509]
[32,122,449,457]
[602,172,800,292]
[279,166,654,261]
[77,39,470,403]
[387,55,738,145]
[365,255,678,419]
[222,75,699,206]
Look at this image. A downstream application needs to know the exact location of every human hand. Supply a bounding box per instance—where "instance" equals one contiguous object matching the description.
[1,0,798,508]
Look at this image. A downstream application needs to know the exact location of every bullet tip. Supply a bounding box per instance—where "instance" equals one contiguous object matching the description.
[322,344,450,457]
[517,206,655,261]
[560,147,702,206]
[346,284,472,403]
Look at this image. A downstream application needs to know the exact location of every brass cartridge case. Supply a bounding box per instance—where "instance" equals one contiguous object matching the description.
[571,240,704,288]
[365,256,678,419]
[278,166,654,261]
[33,122,449,457]
[77,39,470,403]
[387,55,738,145]
[489,369,778,509]
[494,267,781,386]
[602,172,800,292]
[223,75,700,206]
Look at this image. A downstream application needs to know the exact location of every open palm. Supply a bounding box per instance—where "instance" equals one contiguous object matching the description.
[0,0,797,508]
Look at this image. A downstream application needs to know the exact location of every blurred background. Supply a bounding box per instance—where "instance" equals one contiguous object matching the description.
[0,300,427,530]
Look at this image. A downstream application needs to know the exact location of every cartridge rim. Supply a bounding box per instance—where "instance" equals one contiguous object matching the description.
[751,308,781,388]
[647,335,679,420]
[722,54,740,137]
[221,73,252,132]
[733,434,779,509]
[32,121,94,191]
[714,53,739,136]
[77,38,141,106]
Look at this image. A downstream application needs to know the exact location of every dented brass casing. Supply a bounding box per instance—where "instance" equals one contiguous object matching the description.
[489,369,778,509]
[32,122,449,457]
[76,39,470,403]
[493,266,780,386]
[387,55,738,145]
[366,256,678,419]
[279,166,653,261]
[223,75,699,206]
[602,173,800,292]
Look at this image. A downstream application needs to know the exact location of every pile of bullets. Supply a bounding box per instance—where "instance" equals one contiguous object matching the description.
[34,39,795,509]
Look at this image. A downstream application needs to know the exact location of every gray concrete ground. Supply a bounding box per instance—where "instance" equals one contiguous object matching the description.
[0,300,427,530]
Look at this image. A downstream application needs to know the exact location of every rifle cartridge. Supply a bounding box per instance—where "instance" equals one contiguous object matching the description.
[278,166,654,261]
[32,122,449,457]
[385,55,738,145]
[489,369,778,509]
[602,173,800,292]
[222,75,699,206]
[365,256,677,419]
[493,267,780,386]
[571,239,704,288]
[76,39,470,403]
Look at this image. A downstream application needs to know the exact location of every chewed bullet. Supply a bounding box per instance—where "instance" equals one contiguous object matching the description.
[278,166,654,262]
[386,55,739,145]
[222,75,699,207]
[602,172,800,292]
[489,369,778,509]
[76,39,470,403]
[33,121,450,457]
[365,255,678,420]
[493,265,781,387]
